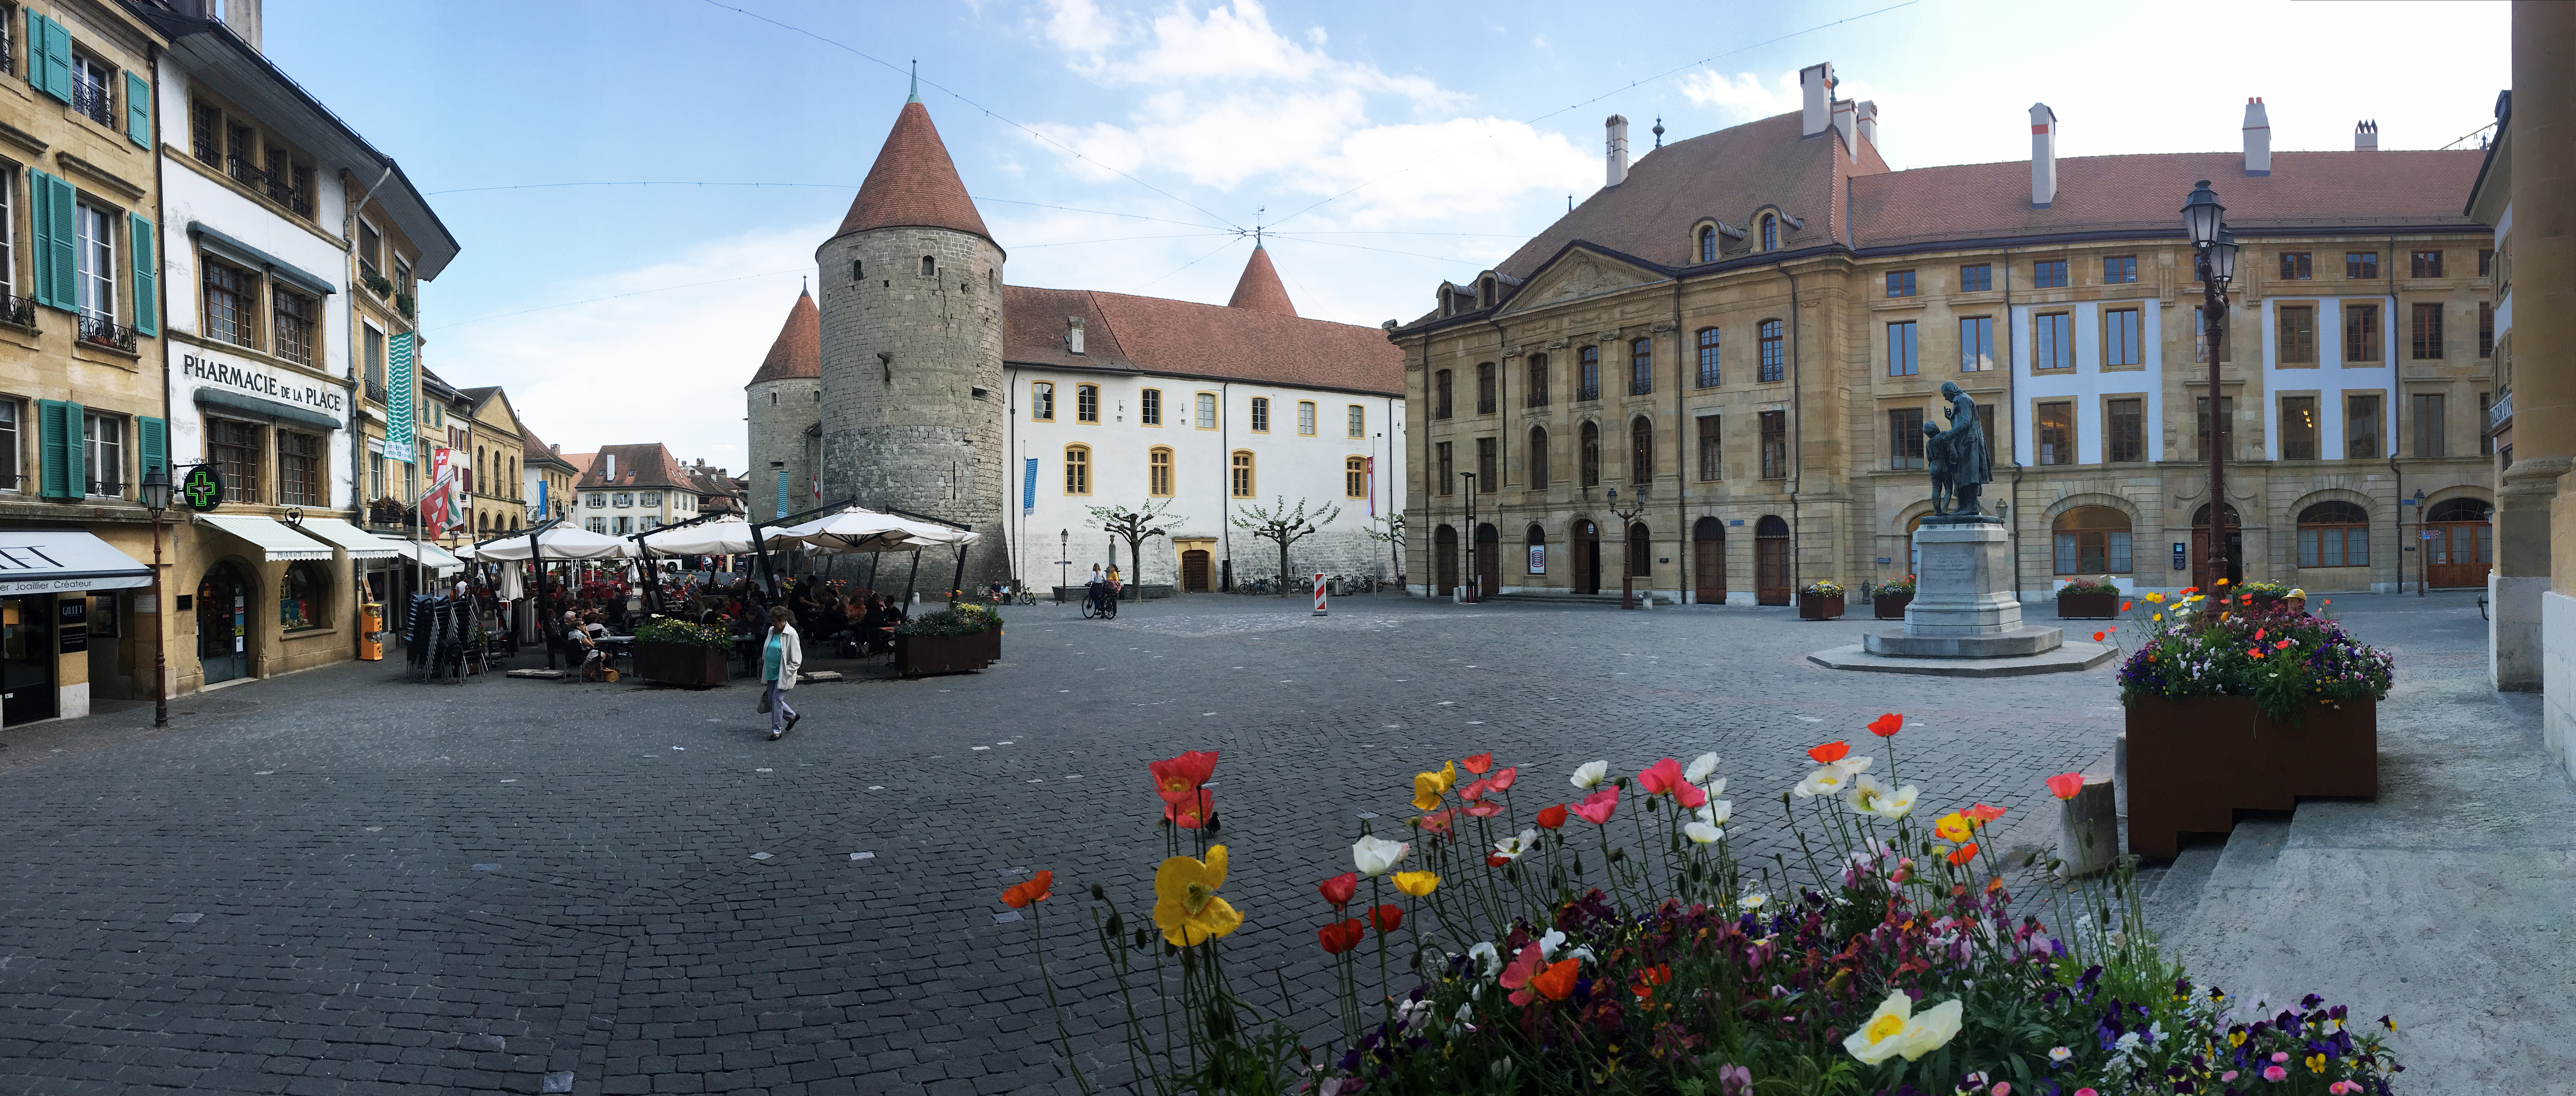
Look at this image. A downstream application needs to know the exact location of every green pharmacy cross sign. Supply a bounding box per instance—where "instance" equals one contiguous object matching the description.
[181,464,224,513]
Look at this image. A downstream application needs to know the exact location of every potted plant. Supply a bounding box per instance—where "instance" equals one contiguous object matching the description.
[2055,576,2121,619]
[894,601,1003,677]
[2117,590,2394,859]
[1796,579,1845,621]
[631,615,730,687]
[1872,575,1914,620]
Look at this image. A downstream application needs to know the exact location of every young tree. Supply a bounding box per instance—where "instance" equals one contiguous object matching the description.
[1231,496,1340,594]
[1088,500,1181,592]
[1360,512,1405,587]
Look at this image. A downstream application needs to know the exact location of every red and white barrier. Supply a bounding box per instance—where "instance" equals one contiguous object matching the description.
[1312,572,1328,616]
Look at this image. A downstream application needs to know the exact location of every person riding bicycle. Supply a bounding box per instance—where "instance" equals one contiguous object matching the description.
[1085,565,1107,614]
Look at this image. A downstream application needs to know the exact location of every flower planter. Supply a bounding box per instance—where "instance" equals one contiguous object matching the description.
[633,641,728,688]
[2124,696,2376,860]
[2056,592,2120,619]
[1797,593,1844,621]
[895,628,1002,677]
[1872,593,1912,620]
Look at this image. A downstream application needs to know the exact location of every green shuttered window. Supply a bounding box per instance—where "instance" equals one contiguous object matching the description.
[124,71,151,147]
[26,11,72,104]
[28,170,78,311]
[37,398,84,500]
[137,416,167,488]
[127,212,155,334]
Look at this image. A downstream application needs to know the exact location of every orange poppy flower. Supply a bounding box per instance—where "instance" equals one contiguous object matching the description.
[2121,600,2132,611]
[1531,957,1581,1001]
[1807,741,1851,765]
[2093,631,2106,642]
[1867,713,1904,738]
[1001,870,1053,908]
[1946,843,1979,865]
[1535,804,1569,829]
[1964,803,2006,825]
[1461,752,1494,775]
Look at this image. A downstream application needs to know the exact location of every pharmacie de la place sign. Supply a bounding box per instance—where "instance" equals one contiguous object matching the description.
[180,346,346,426]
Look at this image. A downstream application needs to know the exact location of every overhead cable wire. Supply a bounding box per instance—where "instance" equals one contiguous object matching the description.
[427,268,809,333]
[424,181,1230,231]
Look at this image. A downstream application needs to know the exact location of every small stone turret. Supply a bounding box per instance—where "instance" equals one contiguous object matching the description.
[745,287,820,523]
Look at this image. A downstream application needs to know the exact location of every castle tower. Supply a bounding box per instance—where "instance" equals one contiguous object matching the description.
[1226,243,1297,316]
[815,93,1011,585]
[744,287,821,524]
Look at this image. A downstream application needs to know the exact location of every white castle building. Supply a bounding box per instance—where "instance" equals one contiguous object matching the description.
[745,92,1406,592]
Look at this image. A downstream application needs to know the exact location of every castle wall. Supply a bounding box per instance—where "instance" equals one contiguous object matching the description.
[746,378,820,523]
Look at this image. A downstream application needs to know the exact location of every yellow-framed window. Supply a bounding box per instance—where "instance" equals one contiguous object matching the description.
[1229,450,1254,497]
[1149,447,1173,497]
[1064,444,1091,494]
[1344,455,1366,499]
[1076,383,1100,423]
[1031,381,1056,421]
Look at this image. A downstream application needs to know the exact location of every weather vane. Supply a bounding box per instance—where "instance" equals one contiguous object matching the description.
[1233,205,1268,248]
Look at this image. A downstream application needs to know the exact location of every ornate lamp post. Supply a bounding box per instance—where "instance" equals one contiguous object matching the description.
[1608,486,1648,610]
[140,464,170,728]
[1458,471,1476,602]
[2181,181,2240,591]
[1059,528,1069,597]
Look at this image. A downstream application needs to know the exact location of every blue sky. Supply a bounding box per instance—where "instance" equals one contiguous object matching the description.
[264,0,2510,470]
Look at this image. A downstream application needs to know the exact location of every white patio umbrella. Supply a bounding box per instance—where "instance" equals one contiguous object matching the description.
[775,507,979,555]
[463,525,634,561]
[634,519,764,556]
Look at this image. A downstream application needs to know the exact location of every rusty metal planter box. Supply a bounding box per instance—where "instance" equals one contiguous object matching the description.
[2125,696,2376,861]
[895,629,1001,677]
[1872,593,1913,620]
[634,642,728,688]
[1797,593,1844,620]
[2057,592,2121,619]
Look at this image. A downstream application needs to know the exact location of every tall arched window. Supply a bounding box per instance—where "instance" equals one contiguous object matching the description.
[1579,421,1601,487]
[1344,456,1366,499]
[1525,353,1549,407]
[1148,447,1174,497]
[1627,522,1653,579]
[1577,346,1600,400]
[2297,501,2369,567]
[1230,450,1255,498]
[1527,425,1549,485]
[1761,215,1778,252]
[1063,445,1091,495]
[919,255,936,277]
[1698,226,1716,263]
[2051,506,2133,574]
[1630,416,1653,484]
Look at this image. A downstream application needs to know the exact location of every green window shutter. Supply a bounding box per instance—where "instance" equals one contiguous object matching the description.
[124,70,150,147]
[63,400,84,496]
[43,172,75,313]
[33,14,70,104]
[137,416,166,488]
[37,399,69,499]
[27,170,55,308]
[127,212,155,334]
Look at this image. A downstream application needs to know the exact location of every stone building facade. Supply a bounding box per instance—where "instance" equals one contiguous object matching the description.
[1393,62,2494,607]
[748,93,1405,592]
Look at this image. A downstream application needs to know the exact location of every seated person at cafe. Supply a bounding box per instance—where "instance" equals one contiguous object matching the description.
[565,611,606,682]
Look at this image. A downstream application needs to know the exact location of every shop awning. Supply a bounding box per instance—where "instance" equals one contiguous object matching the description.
[0,531,152,595]
[194,514,333,561]
[289,517,399,559]
[380,537,463,573]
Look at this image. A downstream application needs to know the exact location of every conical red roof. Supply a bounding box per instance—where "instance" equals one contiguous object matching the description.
[747,289,820,385]
[834,101,994,245]
[1226,244,1296,317]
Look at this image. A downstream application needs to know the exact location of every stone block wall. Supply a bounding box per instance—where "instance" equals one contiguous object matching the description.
[746,378,820,524]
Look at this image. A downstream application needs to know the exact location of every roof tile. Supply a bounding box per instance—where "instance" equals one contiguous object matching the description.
[747,289,821,385]
[834,102,993,245]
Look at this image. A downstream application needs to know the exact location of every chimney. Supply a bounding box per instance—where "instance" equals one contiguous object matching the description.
[2242,97,2271,176]
[2029,103,2058,209]
[1799,62,1836,136]
[2354,119,2379,151]
[1831,99,1857,162]
[605,453,616,481]
[1855,100,1879,149]
[550,443,559,455]
[1065,316,1086,354]
[1605,115,1630,187]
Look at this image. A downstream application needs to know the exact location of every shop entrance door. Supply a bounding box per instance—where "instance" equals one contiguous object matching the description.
[2424,498,2494,590]
[1181,550,1211,592]
[1754,516,1792,605]
[1,594,55,725]
[198,563,250,684]
[1693,518,1726,605]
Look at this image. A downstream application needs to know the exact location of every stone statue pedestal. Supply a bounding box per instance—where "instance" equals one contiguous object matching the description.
[1863,521,2065,658]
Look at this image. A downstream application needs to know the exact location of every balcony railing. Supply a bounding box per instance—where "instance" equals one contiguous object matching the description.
[366,377,388,402]
[1576,383,1601,402]
[1629,377,1654,397]
[77,315,137,353]
[0,295,33,328]
[71,81,110,126]
[225,156,312,217]
[2488,387,2512,435]
[86,480,125,498]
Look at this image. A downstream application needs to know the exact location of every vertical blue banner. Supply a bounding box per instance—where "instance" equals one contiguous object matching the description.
[1022,457,1038,513]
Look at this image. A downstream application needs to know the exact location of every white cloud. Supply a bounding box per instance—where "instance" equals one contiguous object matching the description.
[1678,70,1798,121]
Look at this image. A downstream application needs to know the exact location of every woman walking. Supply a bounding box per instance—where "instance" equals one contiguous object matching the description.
[762,605,802,741]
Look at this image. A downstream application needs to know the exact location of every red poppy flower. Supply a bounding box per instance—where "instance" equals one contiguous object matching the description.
[1867,713,1903,738]
[1318,872,1358,908]
[1630,962,1672,1000]
[2121,600,2132,612]
[1001,870,1053,908]
[1486,854,1511,867]
[1485,766,1519,792]
[2253,627,2267,642]
[1465,800,1505,818]
[1163,789,1212,829]
[1636,757,1686,797]
[1371,903,1404,934]
[1461,752,1494,775]
[1807,741,1851,765]
[1946,842,1979,865]
[1317,918,1365,955]
[2275,638,2293,650]
[1148,749,1219,797]
[1535,804,1569,829]
[1456,778,1488,803]
[2046,772,2085,800]
[1964,803,2006,825]
[2093,631,2107,642]
[2248,649,2265,660]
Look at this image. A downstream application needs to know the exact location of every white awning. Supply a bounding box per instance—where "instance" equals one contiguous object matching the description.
[0,531,152,595]
[194,514,333,561]
[291,518,399,560]
[380,537,463,573]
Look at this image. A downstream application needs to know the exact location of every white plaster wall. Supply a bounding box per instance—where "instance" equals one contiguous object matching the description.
[2256,297,2395,462]
[2010,298,2164,465]
[2543,590,2576,782]
[1003,369,1406,588]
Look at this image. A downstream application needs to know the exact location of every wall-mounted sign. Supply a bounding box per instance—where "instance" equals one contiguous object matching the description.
[1527,544,1546,574]
[58,624,85,654]
[1876,557,1892,564]
[182,465,224,512]
[1728,519,1745,526]
[180,349,346,426]
[2172,542,2187,570]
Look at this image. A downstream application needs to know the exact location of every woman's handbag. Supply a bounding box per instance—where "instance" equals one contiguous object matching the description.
[756,689,773,715]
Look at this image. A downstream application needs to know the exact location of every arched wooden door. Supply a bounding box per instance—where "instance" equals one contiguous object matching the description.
[1434,525,1459,595]
[1181,550,1211,592]
[2425,498,2493,589]
[1754,515,1791,605]
[2190,503,2243,590]
[1475,524,1501,596]
[1572,519,1601,594]
[1626,523,1652,587]
[1693,517,1725,604]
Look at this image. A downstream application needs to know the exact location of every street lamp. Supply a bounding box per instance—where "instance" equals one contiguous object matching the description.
[1608,486,1648,610]
[2182,180,2240,592]
[1059,528,1069,599]
[2414,488,2428,597]
[140,464,170,728]
[1458,471,1476,602]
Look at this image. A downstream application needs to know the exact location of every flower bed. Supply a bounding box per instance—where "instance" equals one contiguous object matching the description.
[2115,587,2391,722]
[893,603,1003,676]
[2056,577,2122,620]
[1002,715,2406,1095]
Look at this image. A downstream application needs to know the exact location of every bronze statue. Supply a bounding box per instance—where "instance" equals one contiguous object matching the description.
[1925,382,1992,521]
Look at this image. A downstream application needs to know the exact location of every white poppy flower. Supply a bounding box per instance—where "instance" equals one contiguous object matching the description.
[1698,800,1732,827]
[1833,755,1873,776]
[1467,941,1501,977]
[1684,752,1721,783]
[1794,766,1854,798]
[1571,760,1608,789]
[1538,929,1567,958]
[1848,775,1919,820]
[1353,834,1410,877]
[1492,828,1539,861]
[1739,892,1769,911]
[1684,821,1724,844]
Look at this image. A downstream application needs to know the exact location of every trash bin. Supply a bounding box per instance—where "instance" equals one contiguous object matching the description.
[359,601,384,661]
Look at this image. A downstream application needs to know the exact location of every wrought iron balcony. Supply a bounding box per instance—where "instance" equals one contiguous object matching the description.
[226,156,312,217]
[77,314,137,353]
[366,377,388,402]
[1629,377,1654,397]
[71,81,110,126]
[0,295,33,328]
[1576,383,1601,402]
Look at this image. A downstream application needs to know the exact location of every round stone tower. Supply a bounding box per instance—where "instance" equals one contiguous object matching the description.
[815,92,1011,587]
[744,287,821,525]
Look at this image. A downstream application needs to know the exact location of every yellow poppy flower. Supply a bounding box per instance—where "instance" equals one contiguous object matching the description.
[1392,870,1440,897]
[2144,592,2165,604]
[1410,760,1458,811]
[1152,844,1244,946]
[1932,811,1974,843]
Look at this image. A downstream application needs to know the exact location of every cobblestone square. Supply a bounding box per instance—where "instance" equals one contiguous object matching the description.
[0,593,2468,1095]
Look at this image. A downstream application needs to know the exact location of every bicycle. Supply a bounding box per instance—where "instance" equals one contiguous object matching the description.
[1080,586,1120,620]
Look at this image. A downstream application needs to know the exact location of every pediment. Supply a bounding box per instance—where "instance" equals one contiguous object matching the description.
[1501,246,1660,314]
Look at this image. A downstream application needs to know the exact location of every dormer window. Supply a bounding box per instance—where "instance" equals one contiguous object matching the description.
[1479,277,1496,308]
[1699,226,1716,264]
[1761,215,1778,252]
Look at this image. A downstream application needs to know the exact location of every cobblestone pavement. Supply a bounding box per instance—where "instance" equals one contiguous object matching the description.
[3,593,2205,1095]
